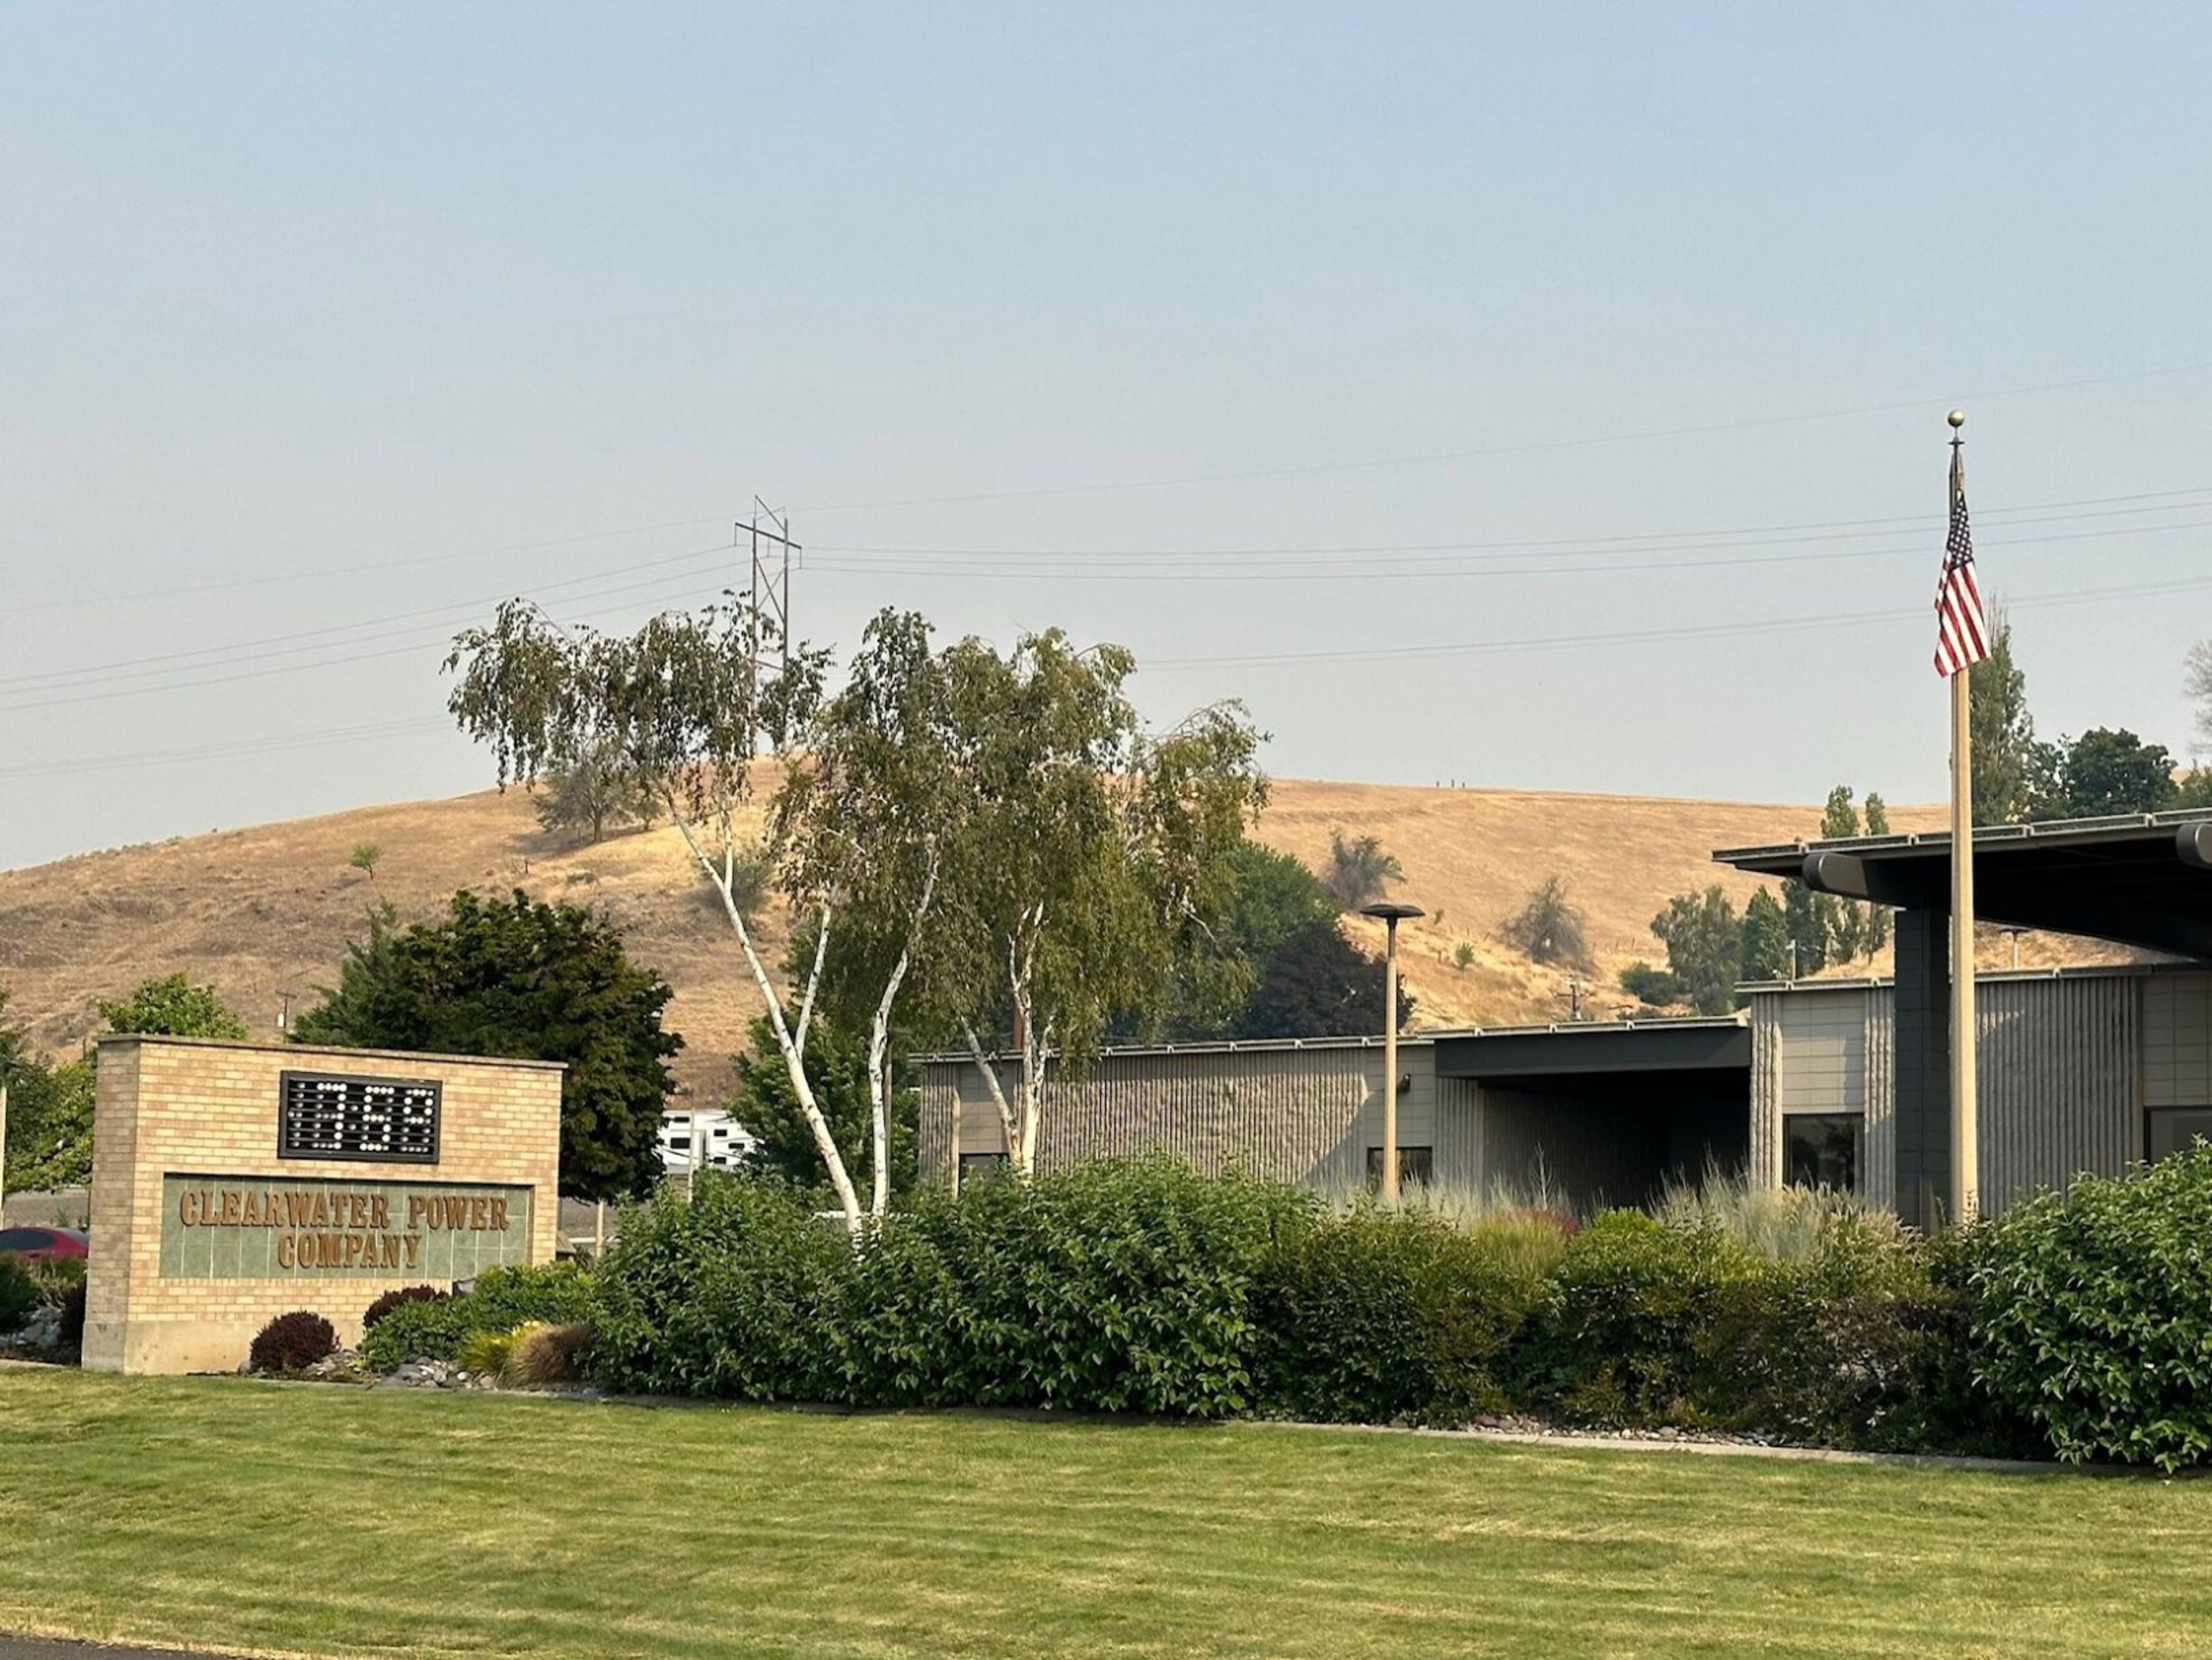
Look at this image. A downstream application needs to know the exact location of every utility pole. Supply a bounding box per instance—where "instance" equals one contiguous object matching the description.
[744,500,800,674]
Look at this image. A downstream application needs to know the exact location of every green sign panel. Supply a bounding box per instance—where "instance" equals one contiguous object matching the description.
[159,1173,532,1281]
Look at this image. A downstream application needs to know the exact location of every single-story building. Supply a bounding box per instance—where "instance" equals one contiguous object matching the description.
[918,1018,1751,1212]
[920,811,2212,1224]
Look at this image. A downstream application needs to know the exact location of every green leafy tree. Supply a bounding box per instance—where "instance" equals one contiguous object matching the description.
[1237,919,1412,1038]
[1738,888,1791,982]
[931,629,1266,1175]
[1970,606,2039,826]
[1650,887,1741,1016]
[2175,769,2212,810]
[97,973,248,1039]
[446,594,863,1220]
[1782,880,1828,978]
[1,1053,94,1193]
[1817,786,1867,963]
[533,741,660,844]
[1501,875,1594,972]
[1861,792,1892,952]
[1118,839,1341,1041]
[2,975,243,1190]
[771,610,965,1216]
[2033,728,2179,818]
[288,892,681,1203]
[0,992,84,1192]
[728,1012,916,1202]
[349,843,384,882]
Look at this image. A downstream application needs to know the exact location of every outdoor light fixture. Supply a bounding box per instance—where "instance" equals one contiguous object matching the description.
[1359,902,1425,1204]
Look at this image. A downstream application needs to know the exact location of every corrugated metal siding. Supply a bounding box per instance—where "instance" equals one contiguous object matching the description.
[1862,992,1896,1212]
[919,1047,1440,1189]
[1478,1086,1668,1210]
[1976,975,2139,1211]
[2142,971,2212,1107]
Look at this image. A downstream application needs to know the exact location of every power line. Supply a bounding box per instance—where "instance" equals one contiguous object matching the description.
[0,542,737,695]
[1142,571,2212,673]
[0,567,738,714]
[803,485,2212,562]
[804,512,2212,584]
[791,360,2212,515]
[0,514,748,618]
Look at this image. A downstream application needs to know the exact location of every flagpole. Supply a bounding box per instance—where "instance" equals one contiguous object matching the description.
[1947,409,1979,1224]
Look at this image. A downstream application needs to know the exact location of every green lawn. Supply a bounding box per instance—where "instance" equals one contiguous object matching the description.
[3,1367,2210,1659]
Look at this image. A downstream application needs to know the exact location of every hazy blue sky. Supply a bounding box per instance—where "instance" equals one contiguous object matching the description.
[5,5,2211,868]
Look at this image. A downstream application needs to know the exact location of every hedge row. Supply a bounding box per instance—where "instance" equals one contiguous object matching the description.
[347,1147,2212,1469]
[580,1159,2034,1455]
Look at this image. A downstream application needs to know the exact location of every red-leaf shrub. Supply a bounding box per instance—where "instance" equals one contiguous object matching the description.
[249,1310,337,1373]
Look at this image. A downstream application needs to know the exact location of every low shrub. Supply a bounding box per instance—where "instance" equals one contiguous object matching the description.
[456,1325,524,1378]
[359,1292,475,1372]
[363,1284,447,1329]
[1251,1205,1556,1425]
[249,1310,337,1374]
[506,1322,594,1387]
[358,1263,596,1374]
[0,1255,36,1333]
[56,1275,86,1353]
[1961,1144,2212,1471]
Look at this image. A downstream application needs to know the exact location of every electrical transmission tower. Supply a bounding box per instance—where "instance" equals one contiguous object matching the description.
[744,498,800,671]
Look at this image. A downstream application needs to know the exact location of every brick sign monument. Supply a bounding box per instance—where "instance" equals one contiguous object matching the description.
[84,1035,563,1374]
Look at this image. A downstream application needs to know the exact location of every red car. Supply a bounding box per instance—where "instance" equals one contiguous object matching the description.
[0,1226,88,1263]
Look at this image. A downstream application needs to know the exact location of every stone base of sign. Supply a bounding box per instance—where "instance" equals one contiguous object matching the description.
[84,1036,564,1376]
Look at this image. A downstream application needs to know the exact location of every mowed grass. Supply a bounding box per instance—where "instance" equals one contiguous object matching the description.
[3,1368,2211,1660]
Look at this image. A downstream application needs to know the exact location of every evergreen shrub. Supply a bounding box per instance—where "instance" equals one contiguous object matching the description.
[590,1175,848,1400]
[1961,1144,2212,1471]
[1250,1206,1559,1425]
[363,1284,447,1329]
[594,1160,1306,1416]
[0,1255,36,1332]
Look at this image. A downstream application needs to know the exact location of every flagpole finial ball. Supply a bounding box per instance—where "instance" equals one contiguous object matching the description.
[1947,409,1967,429]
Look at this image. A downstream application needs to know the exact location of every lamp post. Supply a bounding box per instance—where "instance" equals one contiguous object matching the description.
[1359,901,1425,1204]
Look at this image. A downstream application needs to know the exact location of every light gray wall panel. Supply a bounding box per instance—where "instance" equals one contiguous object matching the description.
[1748,992,1783,1188]
[2142,973,2212,1108]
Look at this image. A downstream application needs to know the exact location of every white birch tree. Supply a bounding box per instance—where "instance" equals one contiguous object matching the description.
[443,597,892,1231]
[932,630,1266,1176]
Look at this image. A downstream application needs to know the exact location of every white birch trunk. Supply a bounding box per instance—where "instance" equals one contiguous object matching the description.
[665,796,865,1234]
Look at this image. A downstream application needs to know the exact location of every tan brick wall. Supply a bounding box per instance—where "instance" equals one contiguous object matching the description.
[82,1037,563,1375]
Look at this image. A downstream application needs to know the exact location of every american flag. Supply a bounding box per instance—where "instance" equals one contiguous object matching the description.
[1933,468,1989,678]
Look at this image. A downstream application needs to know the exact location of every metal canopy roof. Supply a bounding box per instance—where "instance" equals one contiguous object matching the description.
[1713,811,2212,960]
[1433,1018,1748,1080]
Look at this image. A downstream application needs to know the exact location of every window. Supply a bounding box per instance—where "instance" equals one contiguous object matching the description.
[1784,1114,1859,1192]
[665,1135,691,1152]
[2149,1109,2212,1161]
[958,1152,1010,1185]
[1365,1145,1435,1186]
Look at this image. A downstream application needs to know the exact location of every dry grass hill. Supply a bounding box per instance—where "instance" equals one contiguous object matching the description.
[0,779,2128,1101]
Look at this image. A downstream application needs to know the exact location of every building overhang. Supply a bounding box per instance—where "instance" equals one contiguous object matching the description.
[1433,1018,1748,1081]
[1714,812,2212,961]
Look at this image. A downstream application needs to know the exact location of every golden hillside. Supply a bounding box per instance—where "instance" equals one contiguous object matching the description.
[0,779,2118,1099]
